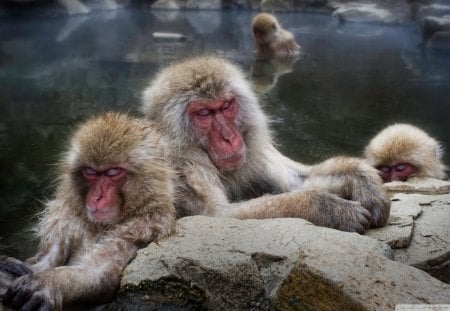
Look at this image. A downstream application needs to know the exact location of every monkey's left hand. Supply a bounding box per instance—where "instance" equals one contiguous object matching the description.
[304,156,391,228]
[0,256,33,278]
[3,273,60,311]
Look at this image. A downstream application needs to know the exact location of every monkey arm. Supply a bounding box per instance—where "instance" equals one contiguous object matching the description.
[26,199,86,272]
[303,156,391,227]
[216,189,370,233]
[3,237,138,310]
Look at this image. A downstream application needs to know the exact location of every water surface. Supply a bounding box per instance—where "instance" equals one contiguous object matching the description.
[1,9,449,259]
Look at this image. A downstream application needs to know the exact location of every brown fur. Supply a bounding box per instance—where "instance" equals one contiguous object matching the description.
[365,123,447,180]
[142,55,390,232]
[0,113,176,310]
[251,13,301,58]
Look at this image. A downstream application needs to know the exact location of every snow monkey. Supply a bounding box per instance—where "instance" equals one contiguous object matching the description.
[364,123,447,182]
[141,55,390,233]
[0,113,176,310]
[251,12,301,58]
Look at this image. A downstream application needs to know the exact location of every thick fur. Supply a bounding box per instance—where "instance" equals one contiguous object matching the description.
[142,55,390,232]
[251,13,301,58]
[0,113,176,310]
[365,123,447,180]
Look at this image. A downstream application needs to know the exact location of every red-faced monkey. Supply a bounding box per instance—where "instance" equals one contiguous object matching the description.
[251,13,301,58]
[142,55,390,232]
[364,123,447,182]
[0,113,176,310]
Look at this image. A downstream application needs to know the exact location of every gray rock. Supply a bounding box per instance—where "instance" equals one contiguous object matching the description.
[186,0,222,10]
[422,15,450,42]
[384,177,450,195]
[418,4,450,21]
[108,216,450,310]
[151,0,185,10]
[261,0,295,11]
[332,3,397,24]
[428,30,450,50]
[393,193,450,283]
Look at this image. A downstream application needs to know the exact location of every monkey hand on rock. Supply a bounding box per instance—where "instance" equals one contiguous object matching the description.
[304,156,391,227]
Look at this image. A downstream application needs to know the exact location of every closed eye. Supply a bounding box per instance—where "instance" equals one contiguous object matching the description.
[82,168,97,177]
[105,168,123,177]
[195,109,212,117]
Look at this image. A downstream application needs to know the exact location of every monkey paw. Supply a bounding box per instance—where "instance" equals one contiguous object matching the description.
[330,198,372,234]
[3,273,60,311]
[0,256,33,278]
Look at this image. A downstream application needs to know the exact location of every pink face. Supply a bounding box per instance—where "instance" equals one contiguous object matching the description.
[377,163,417,182]
[188,97,246,172]
[82,167,127,224]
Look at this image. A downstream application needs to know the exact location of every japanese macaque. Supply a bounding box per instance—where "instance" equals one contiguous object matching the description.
[364,123,447,182]
[251,13,301,58]
[0,113,176,310]
[141,55,390,233]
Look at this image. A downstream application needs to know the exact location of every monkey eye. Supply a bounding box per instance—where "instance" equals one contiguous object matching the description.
[394,164,407,172]
[105,168,124,177]
[83,168,97,176]
[195,109,212,117]
[378,166,391,173]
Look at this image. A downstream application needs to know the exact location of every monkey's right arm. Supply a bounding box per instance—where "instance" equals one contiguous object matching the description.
[223,190,371,233]
[0,200,78,280]
[3,236,138,310]
[183,167,371,233]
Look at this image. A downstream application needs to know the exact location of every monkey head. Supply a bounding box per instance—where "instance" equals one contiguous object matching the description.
[62,113,166,224]
[251,13,280,46]
[364,123,447,182]
[142,56,272,173]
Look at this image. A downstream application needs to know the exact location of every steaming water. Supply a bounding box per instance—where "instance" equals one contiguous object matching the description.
[0,9,449,259]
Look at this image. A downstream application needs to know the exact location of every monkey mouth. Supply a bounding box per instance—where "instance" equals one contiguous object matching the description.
[87,207,119,224]
[212,150,246,172]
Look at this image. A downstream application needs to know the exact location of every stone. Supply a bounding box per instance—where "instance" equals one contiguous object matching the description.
[151,0,185,10]
[418,4,450,21]
[422,16,450,40]
[332,3,397,24]
[152,32,187,42]
[384,177,450,195]
[428,31,450,50]
[186,0,222,10]
[393,193,450,283]
[261,0,295,11]
[107,216,450,310]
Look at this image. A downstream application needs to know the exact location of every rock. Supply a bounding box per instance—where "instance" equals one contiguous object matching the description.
[151,0,185,10]
[418,4,450,21]
[186,0,222,10]
[367,214,414,249]
[152,32,187,42]
[332,3,397,24]
[384,177,450,195]
[393,193,450,283]
[261,0,295,11]
[428,31,450,50]
[107,216,450,310]
[422,16,450,41]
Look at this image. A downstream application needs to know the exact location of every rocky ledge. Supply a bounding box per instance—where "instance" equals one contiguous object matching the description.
[106,178,450,310]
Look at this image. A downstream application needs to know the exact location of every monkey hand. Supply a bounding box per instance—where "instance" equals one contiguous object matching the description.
[305,156,391,228]
[3,273,60,311]
[307,190,372,234]
[0,256,33,278]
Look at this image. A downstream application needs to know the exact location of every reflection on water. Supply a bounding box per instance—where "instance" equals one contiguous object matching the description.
[1,9,449,258]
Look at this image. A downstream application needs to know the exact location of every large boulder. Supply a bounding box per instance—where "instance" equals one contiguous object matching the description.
[107,216,449,310]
